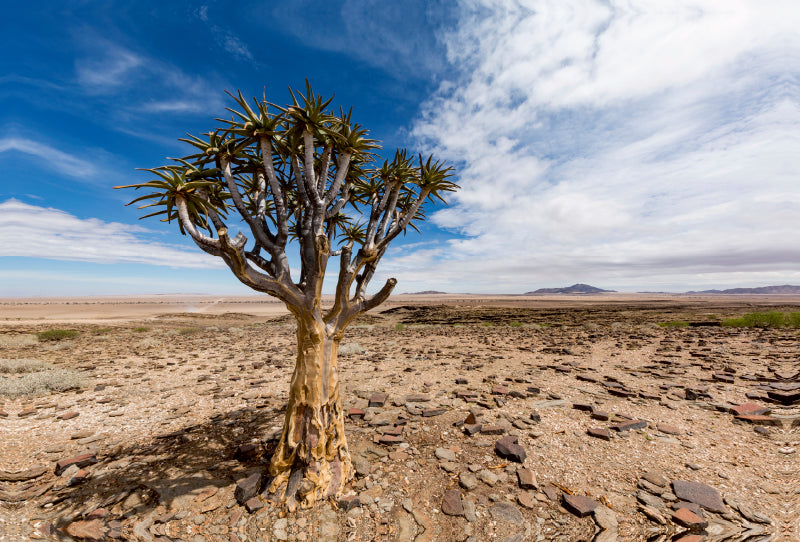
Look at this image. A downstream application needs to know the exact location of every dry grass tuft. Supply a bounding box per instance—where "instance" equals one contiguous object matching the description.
[0,358,87,397]
[0,334,39,347]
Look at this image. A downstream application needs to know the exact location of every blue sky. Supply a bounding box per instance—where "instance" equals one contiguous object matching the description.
[1,1,798,296]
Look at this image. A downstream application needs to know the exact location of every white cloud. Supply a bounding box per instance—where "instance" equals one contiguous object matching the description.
[0,199,220,268]
[403,0,800,292]
[74,44,226,115]
[0,138,97,177]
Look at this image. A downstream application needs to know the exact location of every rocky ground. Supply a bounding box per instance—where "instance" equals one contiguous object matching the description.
[0,299,798,542]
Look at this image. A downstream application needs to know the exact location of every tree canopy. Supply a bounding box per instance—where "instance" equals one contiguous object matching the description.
[118,82,457,326]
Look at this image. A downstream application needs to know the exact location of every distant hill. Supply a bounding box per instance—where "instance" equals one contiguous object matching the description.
[686,285,800,294]
[525,284,615,295]
[400,291,448,295]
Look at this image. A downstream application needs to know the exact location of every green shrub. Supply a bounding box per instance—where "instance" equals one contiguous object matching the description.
[509,321,523,328]
[178,327,201,335]
[657,321,689,328]
[36,329,79,341]
[722,311,800,328]
[132,326,150,333]
[395,323,405,332]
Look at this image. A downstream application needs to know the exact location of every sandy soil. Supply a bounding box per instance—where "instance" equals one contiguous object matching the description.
[0,295,798,542]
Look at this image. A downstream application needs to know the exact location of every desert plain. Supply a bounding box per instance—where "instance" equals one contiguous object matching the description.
[0,293,798,542]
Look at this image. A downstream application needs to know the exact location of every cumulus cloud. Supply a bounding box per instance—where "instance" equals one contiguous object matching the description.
[0,199,220,268]
[402,0,800,292]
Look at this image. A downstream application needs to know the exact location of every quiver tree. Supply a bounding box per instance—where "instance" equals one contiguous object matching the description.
[116,83,457,509]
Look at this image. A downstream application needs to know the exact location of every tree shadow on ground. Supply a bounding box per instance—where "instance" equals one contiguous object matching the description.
[46,403,287,540]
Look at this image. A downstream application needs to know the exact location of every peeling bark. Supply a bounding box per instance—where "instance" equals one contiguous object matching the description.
[266,316,351,509]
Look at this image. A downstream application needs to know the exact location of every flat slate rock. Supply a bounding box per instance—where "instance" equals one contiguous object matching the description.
[488,502,525,526]
[610,420,647,432]
[587,427,612,441]
[671,480,726,513]
[494,435,527,463]
[441,489,464,516]
[562,494,598,517]
[734,414,782,426]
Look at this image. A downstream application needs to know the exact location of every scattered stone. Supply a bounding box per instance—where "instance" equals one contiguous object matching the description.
[587,427,612,441]
[734,414,781,426]
[494,435,527,463]
[234,443,261,461]
[57,411,80,421]
[754,426,771,436]
[234,472,263,505]
[463,424,482,436]
[610,420,647,432]
[730,403,770,416]
[369,393,388,407]
[338,494,361,511]
[348,408,366,420]
[480,425,505,435]
[671,480,726,513]
[489,502,525,526]
[656,423,681,435]
[422,408,447,417]
[491,385,509,395]
[273,517,289,540]
[517,468,536,489]
[244,496,263,513]
[572,402,594,412]
[642,471,668,488]
[18,408,36,418]
[542,484,561,501]
[459,472,479,490]
[441,489,464,516]
[477,469,499,486]
[672,508,708,530]
[435,447,456,462]
[517,492,536,509]
[591,410,610,421]
[64,520,106,540]
[55,453,97,476]
[563,494,598,517]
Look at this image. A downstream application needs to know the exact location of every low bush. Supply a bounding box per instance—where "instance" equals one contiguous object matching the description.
[658,321,689,328]
[722,311,800,328]
[36,329,79,341]
[338,343,365,356]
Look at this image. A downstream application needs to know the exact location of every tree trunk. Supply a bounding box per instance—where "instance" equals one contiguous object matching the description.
[266,315,351,509]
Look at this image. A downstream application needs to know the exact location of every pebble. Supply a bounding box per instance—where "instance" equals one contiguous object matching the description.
[459,472,479,490]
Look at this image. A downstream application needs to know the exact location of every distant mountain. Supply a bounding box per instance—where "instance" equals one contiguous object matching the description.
[686,285,800,294]
[400,290,448,295]
[525,284,615,295]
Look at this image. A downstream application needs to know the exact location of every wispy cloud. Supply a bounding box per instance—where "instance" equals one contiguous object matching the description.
[0,138,97,178]
[403,0,800,292]
[0,199,220,268]
[73,42,226,116]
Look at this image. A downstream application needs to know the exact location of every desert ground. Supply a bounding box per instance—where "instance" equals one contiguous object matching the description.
[1,294,798,542]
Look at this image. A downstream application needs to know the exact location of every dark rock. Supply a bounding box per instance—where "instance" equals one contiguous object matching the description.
[463,423,482,436]
[587,427,612,441]
[57,411,80,421]
[488,502,524,526]
[494,435,527,463]
[18,408,36,418]
[422,408,447,417]
[234,443,261,462]
[529,411,541,423]
[456,378,468,385]
[244,496,264,513]
[590,410,610,421]
[441,489,464,516]
[754,426,771,435]
[377,434,403,445]
[734,414,781,426]
[234,472,263,505]
[542,484,561,501]
[481,425,506,435]
[491,385,509,395]
[338,494,361,511]
[572,403,594,412]
[369,393,388,407]
[671,480,726,513]
[562,494,598,517]
[55,453,97,476]
[610,420,647,432]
